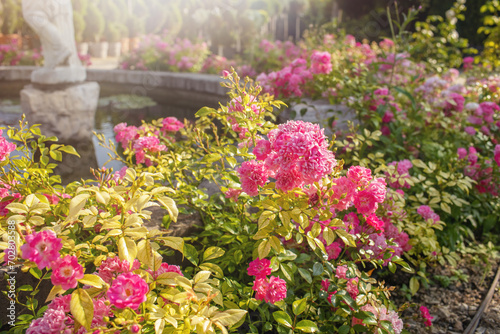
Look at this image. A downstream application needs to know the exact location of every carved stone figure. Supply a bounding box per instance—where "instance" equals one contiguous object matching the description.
[22,0,86,84]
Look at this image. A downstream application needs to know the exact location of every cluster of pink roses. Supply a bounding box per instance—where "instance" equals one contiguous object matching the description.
[459,146,500,196]
[355,304,404,334]
[463,56,474,71]
[237,120,336,195]
[257,58,313,98]
[114,117,184,165]
[310,50,332,75]
[299,164,410,264]
[201,54,236,75]
[321,213,410,265]
[464,102,500,136]
[258,39,303,60]
[321,265,359,303]
[420,305,434,327]
[21,230,84,290]
[120,35,209,72]
[0,129,16,162]
[386,160,413,189]
[417,205,441,223]
[339,166,386,217]
[366,87,403,136]
[321,264,405,333]
[27,295,111,334]
[376,52,425,86]
[0,176,21,217]
[247,258,287,304]
[26,257,156,333]
[25,254,180,332]
[0,42,42,66]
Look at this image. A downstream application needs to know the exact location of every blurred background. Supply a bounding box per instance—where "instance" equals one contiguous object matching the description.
[0,0,491,62]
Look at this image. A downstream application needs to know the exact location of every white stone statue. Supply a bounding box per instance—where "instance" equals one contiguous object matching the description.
[22,0,86,84]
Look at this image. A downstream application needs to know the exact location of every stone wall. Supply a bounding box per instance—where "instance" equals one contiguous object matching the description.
[0,66,229,106]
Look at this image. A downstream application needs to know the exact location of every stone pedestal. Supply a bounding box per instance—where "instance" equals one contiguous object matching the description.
[31,67,87,85]
[20,81,100,141]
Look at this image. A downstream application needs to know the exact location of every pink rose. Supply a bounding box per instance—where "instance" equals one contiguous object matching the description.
[21,230,62,269]
[51,255,84,290]
[108,272,148,309]
[247,258,272,278]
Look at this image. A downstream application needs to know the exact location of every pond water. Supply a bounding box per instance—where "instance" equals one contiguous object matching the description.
[0,95,206,183]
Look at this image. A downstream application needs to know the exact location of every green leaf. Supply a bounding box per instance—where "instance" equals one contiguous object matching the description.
[335,229,356,247]
[226,156,237,168]
[211,309,247,327]
[67,194,90,220]
[155,318,166,334]
[440,202,451,214]
[29,267,43,279]
[234,249,243,264]
[295,320,318,333]
[156,272,181,286]
[298,268,312,284]
[292,298,307,316]
[58,145,80,157]
[49,150,63,161]
[272,311,293,328]
[196,106,215,117]
[193,271,211,284]
[199,262,224,278]
[203,153,222,165]
[30,126,42,136]
[45,285,65,303]
[338,324,350,334]
[118,237,137,268]
[157,196,178,222]
[269,236,282,252]
[312,262,323,276]
[162,237,184,255]
[70,289,94,330]
[323,228,335,245]
[363,317,378,326]
[409,277,420,295]
[78,274,105,288]
[137,239,155,269]
[203,246,225,262]
[258,239,272,259]
[280,263,294,282]
[388,262,396,274]
[183,243,199,266]
[394,87,416,110]
[6,203,28,214]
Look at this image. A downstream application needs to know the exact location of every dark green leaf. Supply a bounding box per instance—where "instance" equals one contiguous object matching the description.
[312,262,323,276]
[183,244,199,266]
[298,268,312,284]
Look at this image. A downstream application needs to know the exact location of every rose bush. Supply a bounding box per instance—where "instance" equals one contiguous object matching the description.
[245,7,500,268]
[0,70,435,333]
